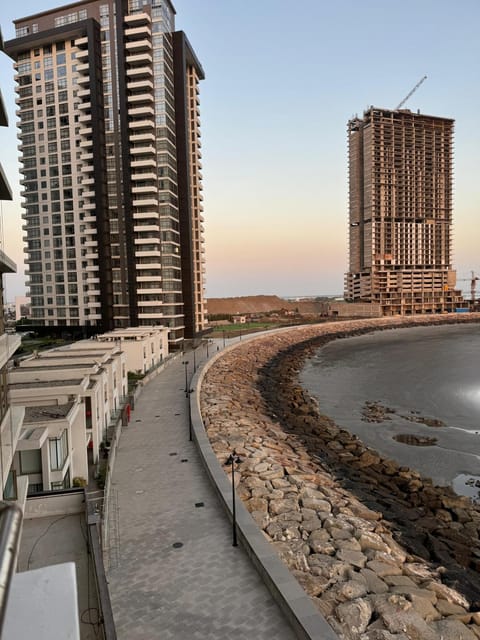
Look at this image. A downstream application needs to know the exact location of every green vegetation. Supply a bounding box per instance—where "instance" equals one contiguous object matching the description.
[209,321,279,338]
[128,370,145,393]
[15,335,68,356]
[95,460,108,490]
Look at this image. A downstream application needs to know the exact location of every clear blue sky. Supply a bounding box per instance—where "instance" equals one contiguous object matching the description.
[0,0,479,301]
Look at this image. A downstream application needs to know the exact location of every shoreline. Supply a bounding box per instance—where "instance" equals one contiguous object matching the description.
[201,315,480,639]
[299,323,480,494]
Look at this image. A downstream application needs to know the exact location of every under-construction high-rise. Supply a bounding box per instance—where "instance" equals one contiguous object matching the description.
[345,107,464,315]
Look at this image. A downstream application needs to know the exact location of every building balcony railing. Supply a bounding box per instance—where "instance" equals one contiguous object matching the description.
[77,100,91,111]
[126,66,153,80]
[130,144,155,156]
[127,93,154,105]
[77,74,90,86]
[132,197,158,207]
[127,79,154,92]
[132,185,158,195]
[125,38,152,53]
[126,52,152,65]
[129,132,155,143]
[128,105,154,118]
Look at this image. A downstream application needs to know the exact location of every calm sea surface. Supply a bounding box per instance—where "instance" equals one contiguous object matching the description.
[299,323,480,498]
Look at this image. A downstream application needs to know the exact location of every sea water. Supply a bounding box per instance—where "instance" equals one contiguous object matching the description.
[299,323,480,498]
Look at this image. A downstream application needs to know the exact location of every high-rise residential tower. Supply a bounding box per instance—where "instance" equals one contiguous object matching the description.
[345,107,464,315]
[5,0,207,346]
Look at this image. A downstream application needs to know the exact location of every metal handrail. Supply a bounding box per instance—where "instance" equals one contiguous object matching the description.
[0,502,22,635]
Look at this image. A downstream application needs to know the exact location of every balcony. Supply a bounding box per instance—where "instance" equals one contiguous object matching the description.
[131,170,156,181]
[132,184,158,195]
[125,12,151,25]
[126,52,152,66]
[129,118,154,130]
[133,211,159,221]
[127,92,154,105]
[126,66,153,80]
[131,157,156,168]
[132,196,158,207]
[125,25,151,39]
[133,223,159,232]
[129,131,155,144]
[125,38,152,53]
[135,236,160,246]
[77,74,90,86]
[127,79,153,92]
[130,144,155,157]
[128,105,154,118]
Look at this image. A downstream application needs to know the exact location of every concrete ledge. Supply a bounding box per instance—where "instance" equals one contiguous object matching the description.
[190,328,339,640]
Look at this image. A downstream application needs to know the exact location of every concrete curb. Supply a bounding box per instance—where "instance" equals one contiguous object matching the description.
[189,328,339,640]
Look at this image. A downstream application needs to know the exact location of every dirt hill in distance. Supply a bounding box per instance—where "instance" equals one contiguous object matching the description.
[207,295,329,316]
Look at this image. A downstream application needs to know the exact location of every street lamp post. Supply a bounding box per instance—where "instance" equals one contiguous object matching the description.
[193,348,197,373]
[222,330,226,348]
[225,451,242,547]
[206,339,209,358]
[187,388,193,441]
[182,360,189,397]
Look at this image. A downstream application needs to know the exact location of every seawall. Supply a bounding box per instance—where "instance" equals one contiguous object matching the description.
[199,315,480,640]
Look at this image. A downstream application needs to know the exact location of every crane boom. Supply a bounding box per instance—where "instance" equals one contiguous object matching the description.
[396,75,427,110]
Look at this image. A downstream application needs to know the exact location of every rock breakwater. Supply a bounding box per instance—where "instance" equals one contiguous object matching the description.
[201,316,480,640]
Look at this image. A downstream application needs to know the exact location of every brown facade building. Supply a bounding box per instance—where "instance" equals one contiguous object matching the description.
[5,0,207,346]
[345,107,464,315]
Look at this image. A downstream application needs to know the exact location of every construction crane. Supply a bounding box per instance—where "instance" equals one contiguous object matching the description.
[396,75,427,110]
[458,271,479,304]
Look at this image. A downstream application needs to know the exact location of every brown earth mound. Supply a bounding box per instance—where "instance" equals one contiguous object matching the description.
[207,295,327,316]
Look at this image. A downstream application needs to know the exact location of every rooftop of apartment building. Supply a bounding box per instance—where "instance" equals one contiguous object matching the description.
[10,378,83,389]
[12,363,100,371]
[24,402,74,422]
[97,327,168,340]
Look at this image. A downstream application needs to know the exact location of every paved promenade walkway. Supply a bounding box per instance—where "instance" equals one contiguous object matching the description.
[107,343,296,639]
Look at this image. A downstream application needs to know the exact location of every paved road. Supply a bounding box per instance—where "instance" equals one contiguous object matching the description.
[107,345,296,639]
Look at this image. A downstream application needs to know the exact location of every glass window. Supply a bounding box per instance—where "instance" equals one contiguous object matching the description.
[19,449,42,474]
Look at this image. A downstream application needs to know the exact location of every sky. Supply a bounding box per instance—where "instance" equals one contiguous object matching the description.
[0,0,479,301]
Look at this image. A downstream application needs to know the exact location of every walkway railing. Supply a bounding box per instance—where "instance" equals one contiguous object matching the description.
[0,502,22,635]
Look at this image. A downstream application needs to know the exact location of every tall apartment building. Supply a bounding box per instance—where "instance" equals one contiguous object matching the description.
[5,0,207,346]
[0,28,25,502]
[345,107,464,315]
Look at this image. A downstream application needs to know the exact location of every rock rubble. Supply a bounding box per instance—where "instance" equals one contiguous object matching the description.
[201,316,480,640]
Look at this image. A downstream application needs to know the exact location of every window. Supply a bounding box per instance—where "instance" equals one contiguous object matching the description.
[15,26,30,38]
[19,449,42,474]
[49,429,69,471]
